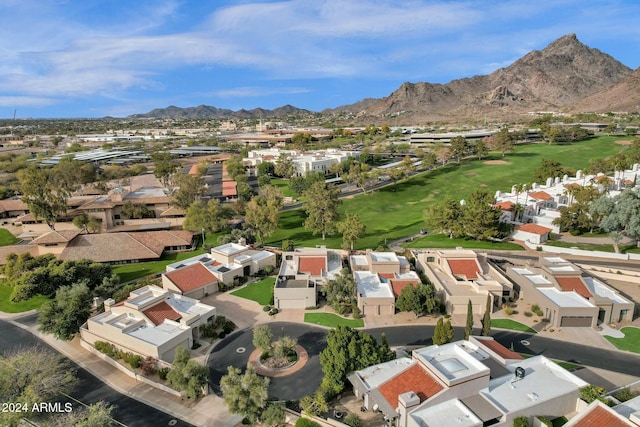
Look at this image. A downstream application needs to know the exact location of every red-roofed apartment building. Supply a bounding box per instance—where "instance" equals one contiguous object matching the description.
[512,223,553,244]
[414,249,514,316]
[81,285,216,364]
[349,336,588,427]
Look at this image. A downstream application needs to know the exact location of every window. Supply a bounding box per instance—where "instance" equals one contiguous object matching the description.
[427,256,435,263]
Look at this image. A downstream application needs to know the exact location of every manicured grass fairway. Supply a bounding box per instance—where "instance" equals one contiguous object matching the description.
[0,284,49,313]
[304,313,364,328]
[604,327,640,353]
[231,277,275,306]
[268,137,627,249]
[405,234,524,250]
[490,318,537,333]
[0,228,18,246]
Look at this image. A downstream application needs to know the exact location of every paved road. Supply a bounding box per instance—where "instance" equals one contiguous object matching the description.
[208,322,327,400]
[208,321,640,401]
[0,319,194,427]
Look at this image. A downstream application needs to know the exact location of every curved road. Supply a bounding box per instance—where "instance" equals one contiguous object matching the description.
[209,322,640,401]
[0,319,194,427]
[208,322,327,400]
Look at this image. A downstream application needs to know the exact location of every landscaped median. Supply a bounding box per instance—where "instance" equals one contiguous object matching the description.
[303,313,364,328]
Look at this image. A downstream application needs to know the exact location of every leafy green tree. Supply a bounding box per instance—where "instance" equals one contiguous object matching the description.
[261,402,286,427]
[345,163,371,194]
[319,326,395,394]
[323,268,357,313]
[72,212,102,233]
[151,152,179,186]
[387,166,406,187]
[49,401,115,427]
[425,196,465,239]
[0,347,79,427]
[473,139,489,160]
[172,173,205,210]
[273,336,297,359]
[291,132,312,149]
[38,282,93,340]
[257,161,275,177]
[421,151,437,169]
[303,181,341,240]
[481,295,492,336]
[590,189,640,248]
[489,127,514,157]
[462,189,501,240]
[450,136,468,162]
[252,324,273,354]
[432,317,454,345]
[274,153,294,178]
[166,347,209,399]
[344,413,363,427]
[337,212,366,250]
[220,364,270,423]
[465,300,474,340]
[244,185,283,246]
[183,199,232,234]
[225,155,246,180]
[533,158,571,183]
[17,166,72,229]
[121,201,155,219]
[395,284,431,318]
[300,389,329,416]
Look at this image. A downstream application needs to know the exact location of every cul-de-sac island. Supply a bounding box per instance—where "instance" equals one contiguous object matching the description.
[2,30,640,427]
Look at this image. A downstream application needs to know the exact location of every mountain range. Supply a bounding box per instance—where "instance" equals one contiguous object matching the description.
[130,34,639,122]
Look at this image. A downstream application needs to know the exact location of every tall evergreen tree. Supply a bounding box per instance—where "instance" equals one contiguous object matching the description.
[465,299,474,340]
[481,295,492,336]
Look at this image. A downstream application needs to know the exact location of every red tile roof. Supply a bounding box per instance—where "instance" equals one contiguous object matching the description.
[188,164,199,175]
[165,263,218,293]
[379,273,396,279]
[494,201,514,211]
[571,403,633,427]
[389,279,420,298]
[447,259,480,280]
[143,301,181,326]
[529,191,553,201]
[222,181,237,196]
[298,256,326,276]
[479,339,524,360]
[556,277,592,298]
[516,223,552,235]
[378,364,443,409]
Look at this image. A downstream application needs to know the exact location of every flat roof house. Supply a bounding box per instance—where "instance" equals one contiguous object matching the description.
[274,247,342,309]
[81,285,216,363]
[350,250,420,317]
[413,249,514,316]
[503,257,632,328]
[349,336,588,427]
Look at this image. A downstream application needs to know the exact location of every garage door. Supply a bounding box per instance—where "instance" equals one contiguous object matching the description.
[277,299,306,309]
[364,305,379,316]
[560,316,592,327]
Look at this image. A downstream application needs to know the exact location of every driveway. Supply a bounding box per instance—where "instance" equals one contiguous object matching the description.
[208,322,327,400]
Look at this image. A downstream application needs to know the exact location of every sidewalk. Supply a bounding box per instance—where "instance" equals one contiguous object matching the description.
[1,311,241,427]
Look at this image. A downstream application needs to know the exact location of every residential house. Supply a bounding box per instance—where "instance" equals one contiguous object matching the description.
[512,223,553,244]
[350,250,420,317]
[80,285,216,363]
[413,249,514,316]
[164,242,276,287]
[502,257,633,328]
[274,247,342,309]
[349,336,588,427]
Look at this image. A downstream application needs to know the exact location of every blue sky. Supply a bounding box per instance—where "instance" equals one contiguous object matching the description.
[1,0,639,119]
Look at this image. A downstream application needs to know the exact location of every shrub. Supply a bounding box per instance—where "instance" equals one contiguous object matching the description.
[295,419,320,427]
[223,319,237,334]
[192,342,201,350]
[263,305,272,312]
[524,311,533,317]
[141,356,158,376]
[536,417,552,427]
[531,304,543,316]
[219,332,226,339]
[269,308,279,316]
[158,367,170,380]
[352,310,362,319]
[343,413,363,427]
[504,307,513,316]
[95,341,117,357]
[264,265,274,275]
[513,416,529,427]
[123,352,142,369]
[613,387,638,402]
